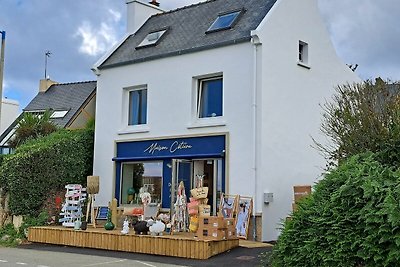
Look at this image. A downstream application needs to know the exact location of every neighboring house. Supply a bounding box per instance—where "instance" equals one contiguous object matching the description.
[0,79,96,152]
[0,98,19,154]
[92,0,360,241]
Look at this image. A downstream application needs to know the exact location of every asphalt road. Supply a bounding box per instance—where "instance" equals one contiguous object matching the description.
[0,243,271,267]
[0,246,182,267]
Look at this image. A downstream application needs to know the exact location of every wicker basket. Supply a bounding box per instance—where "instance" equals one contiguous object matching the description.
[87,176,100,194]
[190,187,208,199]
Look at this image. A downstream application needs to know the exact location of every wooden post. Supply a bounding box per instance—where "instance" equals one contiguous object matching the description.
[86,194,96,228]
[111,198,117,227]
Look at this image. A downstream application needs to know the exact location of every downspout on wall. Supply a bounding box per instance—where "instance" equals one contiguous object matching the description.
[251,33,262,241]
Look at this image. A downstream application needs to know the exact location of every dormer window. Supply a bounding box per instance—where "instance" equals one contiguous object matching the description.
[137,29,167,48]
[207,10,242,33]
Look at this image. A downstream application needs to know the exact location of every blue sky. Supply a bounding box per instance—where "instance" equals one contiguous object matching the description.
[0,0,399,110]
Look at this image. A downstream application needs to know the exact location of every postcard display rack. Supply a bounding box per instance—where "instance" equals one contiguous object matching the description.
[59,184,87,227]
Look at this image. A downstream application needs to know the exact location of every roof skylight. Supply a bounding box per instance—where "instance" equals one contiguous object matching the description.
[50,110,69,119]
[207,10,242,33]
[137,29,167,48]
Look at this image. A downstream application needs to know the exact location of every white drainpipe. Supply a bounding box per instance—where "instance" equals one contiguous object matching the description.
[251,33,261,241]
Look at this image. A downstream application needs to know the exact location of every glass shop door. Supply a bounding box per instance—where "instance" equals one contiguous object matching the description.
[170,159,192,213]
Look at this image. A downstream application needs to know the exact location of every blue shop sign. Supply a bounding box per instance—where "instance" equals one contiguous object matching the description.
[113,135,225,161]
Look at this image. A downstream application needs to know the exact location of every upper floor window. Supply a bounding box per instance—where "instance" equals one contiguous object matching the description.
[197,77,223,118]
[298,40,309,67]
[207,10,242,33]
[128,88,147,125]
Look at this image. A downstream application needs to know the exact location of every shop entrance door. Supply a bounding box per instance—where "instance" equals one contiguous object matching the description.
[193,159,221,215]
[170,159,192,212]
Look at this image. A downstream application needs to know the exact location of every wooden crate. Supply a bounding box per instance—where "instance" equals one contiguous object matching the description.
[293,185,311,203]
[28,226,239,259]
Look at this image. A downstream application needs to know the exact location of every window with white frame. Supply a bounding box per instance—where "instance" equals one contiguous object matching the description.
[207,10,242,33]
[128,87,147,125]
[197,77,223,118]
[50,110,69,119]
[298,40,309,65]
[137,29,168,48]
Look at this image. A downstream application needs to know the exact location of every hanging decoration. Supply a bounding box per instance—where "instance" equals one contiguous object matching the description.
[171,181,188,232]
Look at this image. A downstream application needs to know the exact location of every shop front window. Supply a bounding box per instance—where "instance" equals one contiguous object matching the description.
[120,161,163,205]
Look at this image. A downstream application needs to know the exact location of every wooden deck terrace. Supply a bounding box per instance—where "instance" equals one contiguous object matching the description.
[27,226,239,259]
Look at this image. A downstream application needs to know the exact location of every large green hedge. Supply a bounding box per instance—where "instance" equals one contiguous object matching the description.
[270,153,400,267]
[0,129,94,216]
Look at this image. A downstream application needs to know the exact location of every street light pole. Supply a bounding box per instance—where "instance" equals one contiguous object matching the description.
[0,31,5,133]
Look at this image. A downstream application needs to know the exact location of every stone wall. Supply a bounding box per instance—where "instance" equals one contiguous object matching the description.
[247,214,263,242]
[0,191,11,228]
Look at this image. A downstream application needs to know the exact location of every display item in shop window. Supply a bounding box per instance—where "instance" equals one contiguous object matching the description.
[127,187,135,204]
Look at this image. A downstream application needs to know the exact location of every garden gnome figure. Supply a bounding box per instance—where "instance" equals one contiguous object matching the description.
[121,218,129,234]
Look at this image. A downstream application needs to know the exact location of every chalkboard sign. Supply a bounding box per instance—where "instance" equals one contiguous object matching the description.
[96,207,109,220]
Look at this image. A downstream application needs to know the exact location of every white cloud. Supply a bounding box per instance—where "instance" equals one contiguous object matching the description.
[74,9,121,57]
[109,9,121,22]
[75,21,104,56]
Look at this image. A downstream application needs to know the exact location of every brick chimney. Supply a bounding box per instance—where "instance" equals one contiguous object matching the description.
[126,0,164,33]
[39,78,57,93]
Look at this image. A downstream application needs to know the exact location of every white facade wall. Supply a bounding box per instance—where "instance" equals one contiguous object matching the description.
[253,0,360,241]
[94,0,361,242]
[93,43,256,207]
[1,98,19,135]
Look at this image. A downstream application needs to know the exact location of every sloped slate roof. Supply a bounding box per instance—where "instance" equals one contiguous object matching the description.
[100,0,277,69]
[24,81,96,127]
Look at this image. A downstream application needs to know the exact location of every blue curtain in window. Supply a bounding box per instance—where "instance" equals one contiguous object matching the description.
[129,89,147,125]
[200,79,222,118]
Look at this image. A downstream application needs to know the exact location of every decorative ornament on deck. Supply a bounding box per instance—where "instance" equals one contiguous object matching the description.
[171,181,188,232]
[86,176,99,228]
[148,218,165,236]
[59,184,86,228]
[104,207,115,230]
[121,218,129,234]
[189,174,209,233]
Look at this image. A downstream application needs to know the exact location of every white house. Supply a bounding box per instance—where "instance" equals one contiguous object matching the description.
[0,79,96,153]
[1,98,19,134]
[92,0,360,241]
[0,98,19,154]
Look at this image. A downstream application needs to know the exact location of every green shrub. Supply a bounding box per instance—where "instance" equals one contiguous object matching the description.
[0,212,49,247]
[0,129,94,216]
[0,223,20,247]
[270,153,400,267]
[19,211,50,238]
[316,79,400,167]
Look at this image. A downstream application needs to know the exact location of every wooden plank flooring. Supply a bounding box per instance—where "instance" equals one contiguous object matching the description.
[28,226,239,259]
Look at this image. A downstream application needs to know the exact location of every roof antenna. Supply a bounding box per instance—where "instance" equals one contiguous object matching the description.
[44,50,52,79]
